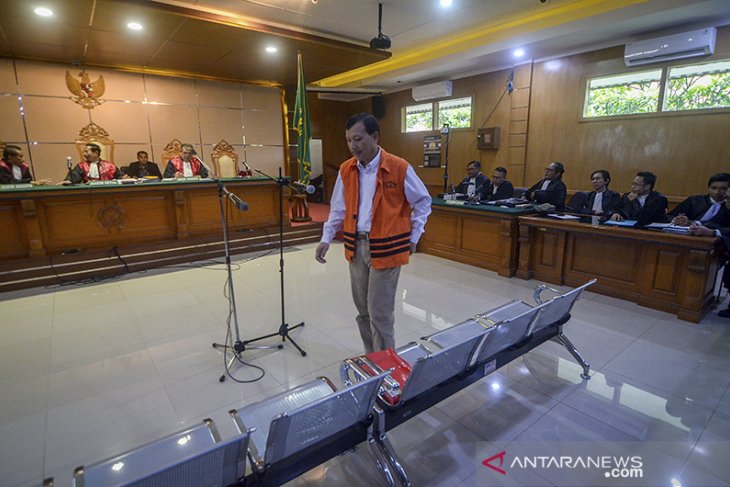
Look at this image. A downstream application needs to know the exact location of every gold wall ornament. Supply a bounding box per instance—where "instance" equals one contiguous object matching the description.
[66,70,106,108]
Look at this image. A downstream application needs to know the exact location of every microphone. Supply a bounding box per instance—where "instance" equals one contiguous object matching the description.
[227,192,249,211]
[66,156,72,170]
[291,181,315,194]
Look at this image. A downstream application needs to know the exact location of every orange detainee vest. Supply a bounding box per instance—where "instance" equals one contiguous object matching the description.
[341,150,412,269]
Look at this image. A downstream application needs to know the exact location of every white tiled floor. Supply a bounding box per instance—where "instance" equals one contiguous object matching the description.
[1,242,730,486]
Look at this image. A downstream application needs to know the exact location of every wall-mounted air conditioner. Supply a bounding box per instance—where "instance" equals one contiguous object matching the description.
[412,81,453,101]
[624,27,716,67]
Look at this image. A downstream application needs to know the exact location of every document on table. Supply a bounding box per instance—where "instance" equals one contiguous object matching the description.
[603,219,637,227]
[547,214,581,220]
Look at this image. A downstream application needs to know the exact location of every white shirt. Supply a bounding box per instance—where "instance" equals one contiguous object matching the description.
[466,176,477,196]
[12,165,22,181]
[592,191,604,213]
[540,179,550,191]
[88,161,100,179]
[183,161,193,177]
[637,194,648,207]
[321,148,432,245]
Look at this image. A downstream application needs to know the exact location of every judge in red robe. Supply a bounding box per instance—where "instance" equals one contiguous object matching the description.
[163,143,208,178]
[67,143,124,184]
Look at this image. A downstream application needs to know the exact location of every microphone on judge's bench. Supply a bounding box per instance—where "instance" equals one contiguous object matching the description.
[290,180,315,194]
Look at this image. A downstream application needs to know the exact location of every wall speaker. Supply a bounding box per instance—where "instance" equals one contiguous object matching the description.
[372,95,385,119]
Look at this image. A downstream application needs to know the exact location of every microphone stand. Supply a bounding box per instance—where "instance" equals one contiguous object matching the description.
[248,167,307,357]
[442,125,451,193]
[208,166,282,383]
[65,157,73,182]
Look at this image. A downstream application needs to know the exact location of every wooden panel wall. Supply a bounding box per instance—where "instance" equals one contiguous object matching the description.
[526,25,730,198]
[361,25,730,200]
[305,94,371,199]
[376,71,514,195]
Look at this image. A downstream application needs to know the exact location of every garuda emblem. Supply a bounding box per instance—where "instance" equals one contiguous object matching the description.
[66,70,105,108]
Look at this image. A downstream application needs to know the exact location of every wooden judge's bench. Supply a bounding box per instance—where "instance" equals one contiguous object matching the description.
[0,178,321,291]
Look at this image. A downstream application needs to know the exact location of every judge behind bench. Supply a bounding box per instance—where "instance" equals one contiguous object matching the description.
[456,160,491,201]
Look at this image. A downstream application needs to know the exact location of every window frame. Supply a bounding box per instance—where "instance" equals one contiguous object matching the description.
[580,58,730,122]
[401,95,474,133]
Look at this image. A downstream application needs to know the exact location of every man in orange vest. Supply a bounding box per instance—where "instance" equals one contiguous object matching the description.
[315,113,431,353]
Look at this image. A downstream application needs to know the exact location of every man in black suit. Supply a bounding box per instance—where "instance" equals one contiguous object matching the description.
[668,172,730,226]
[487,166,514,201]
[524,161,567,210]
[689,192,730,317]
[127,151,162,179]
[609,171,668,226]
[574,169,621,215]
[456,160,491,201]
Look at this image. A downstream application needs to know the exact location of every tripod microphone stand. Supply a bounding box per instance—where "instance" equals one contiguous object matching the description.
[210,178,282,383]
[247,167,307,357]
[441,124,451,193]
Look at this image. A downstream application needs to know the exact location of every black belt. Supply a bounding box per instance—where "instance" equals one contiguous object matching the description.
[356,232,369,241]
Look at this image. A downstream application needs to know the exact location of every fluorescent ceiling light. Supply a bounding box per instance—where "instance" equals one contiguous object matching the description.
[265,46,278,53]
[127,22,143,31]
[34,7,53,17]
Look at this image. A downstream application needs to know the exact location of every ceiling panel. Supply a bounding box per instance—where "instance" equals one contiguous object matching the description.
[1,0,728,92]
[0,0,389,87]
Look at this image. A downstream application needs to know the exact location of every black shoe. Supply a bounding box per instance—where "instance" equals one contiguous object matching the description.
[718,307,730,318]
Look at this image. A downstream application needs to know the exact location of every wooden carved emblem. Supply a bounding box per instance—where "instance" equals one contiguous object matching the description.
[97,204,124,229]
[66,70,105,108]
[212,139,237,160]
[78,123,112,145]
[161,139,183,163]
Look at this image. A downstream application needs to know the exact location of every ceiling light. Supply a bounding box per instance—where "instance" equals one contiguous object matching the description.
[265,46,278,53]
[513,48,525,58]
[440,0,453,6]
[127,22,143,31]
[34,7,53,17]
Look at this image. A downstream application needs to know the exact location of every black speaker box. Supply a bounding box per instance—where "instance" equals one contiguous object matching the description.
[372,95,385,119]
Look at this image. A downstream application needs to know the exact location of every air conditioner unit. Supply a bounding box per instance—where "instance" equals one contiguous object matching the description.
[624,27,716,67]
[412,81,453,101]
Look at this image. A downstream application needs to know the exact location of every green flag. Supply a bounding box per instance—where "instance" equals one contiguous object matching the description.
[293,52,312,184]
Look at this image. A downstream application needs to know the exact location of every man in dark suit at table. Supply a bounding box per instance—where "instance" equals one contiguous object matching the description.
[574,169,622,215]
[487,166,514,201]
[524,161,567,210]
[689,191,730,317]
[609,171,668,226]
[668,172,730,226]
[456,160,491,201]
[127,150,162,179]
